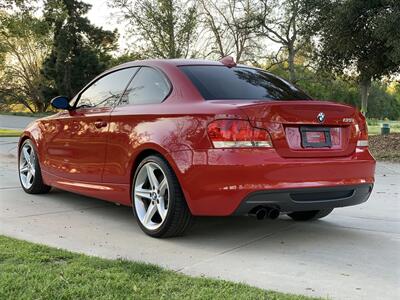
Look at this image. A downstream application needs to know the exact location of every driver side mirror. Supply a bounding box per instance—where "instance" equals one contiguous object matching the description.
[51,96,72,110]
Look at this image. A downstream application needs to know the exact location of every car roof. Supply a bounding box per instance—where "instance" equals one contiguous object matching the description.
[108,58,274,83]
[115,58,225,69]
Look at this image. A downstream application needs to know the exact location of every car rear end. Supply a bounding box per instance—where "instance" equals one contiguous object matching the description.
[173,64,375,216]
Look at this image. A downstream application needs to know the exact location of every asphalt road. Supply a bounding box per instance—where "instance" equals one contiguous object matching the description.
[0,114,38,130]
[0,136,399,300]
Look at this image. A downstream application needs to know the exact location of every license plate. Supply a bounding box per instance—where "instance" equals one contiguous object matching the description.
[300,126,332,148]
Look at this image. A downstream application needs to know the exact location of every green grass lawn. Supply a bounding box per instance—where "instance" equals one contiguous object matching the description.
[367,120,400,135]
[0,235,321,300]
[368,125,400,135]
[0,128,22,137]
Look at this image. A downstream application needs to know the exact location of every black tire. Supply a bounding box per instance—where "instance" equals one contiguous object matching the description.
[288,208,333,221]
[18,139,51,194]
[132,155,193,238]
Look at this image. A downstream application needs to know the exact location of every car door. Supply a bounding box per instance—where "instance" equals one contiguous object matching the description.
[103,66,171,184]
[42,67,137,183]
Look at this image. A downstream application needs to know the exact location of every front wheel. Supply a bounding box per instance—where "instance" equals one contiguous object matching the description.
[132,155,193,238]
[288,208,333,221]
[18,139,51,194]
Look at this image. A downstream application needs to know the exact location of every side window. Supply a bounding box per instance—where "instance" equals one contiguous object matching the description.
[78,68,137,108]
[120,67,170,105]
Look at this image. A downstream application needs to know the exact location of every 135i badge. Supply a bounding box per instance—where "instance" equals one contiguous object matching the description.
[342,118,354,123]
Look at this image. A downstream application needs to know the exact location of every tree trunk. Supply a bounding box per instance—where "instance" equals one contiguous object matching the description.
[23,102,35,113]
[36,102,46,113]
[360,77,371,115]
[288,46,296,83]
[166,0,176,58]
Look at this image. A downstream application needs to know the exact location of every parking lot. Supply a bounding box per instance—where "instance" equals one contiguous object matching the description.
[0,135,399,300]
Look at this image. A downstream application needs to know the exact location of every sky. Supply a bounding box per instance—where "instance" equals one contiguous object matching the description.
[24,0,280,58]
[85,0,118,32]
[85,0,129,52]
[83,0,280,56]
[22,0,127,51]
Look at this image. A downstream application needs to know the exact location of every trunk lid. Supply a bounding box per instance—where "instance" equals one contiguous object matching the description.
[224,100,358,158]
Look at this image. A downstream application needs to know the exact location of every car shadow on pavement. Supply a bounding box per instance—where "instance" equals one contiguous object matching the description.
[28,188,374,252]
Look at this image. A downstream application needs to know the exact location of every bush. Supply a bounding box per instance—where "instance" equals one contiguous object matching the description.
[266,64,400,119]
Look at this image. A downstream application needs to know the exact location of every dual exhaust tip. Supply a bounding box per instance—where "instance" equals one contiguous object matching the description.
[250,207,280,220]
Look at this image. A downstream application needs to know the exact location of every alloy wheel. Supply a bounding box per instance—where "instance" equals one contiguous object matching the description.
[19,143,36,189]
[134,162,169,230]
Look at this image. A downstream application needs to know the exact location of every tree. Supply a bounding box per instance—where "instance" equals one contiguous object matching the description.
[199,0,258,63]
[0,0,30,10]
[109,0,197,59]
[0,11,51,112]
[109,51,144,67]
[42,0,118,99]
[315,0,400,114]
[368,82,400,120]
[255,0,317,83]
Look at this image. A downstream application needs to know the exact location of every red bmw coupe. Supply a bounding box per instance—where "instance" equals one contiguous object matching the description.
[18,57,375,237]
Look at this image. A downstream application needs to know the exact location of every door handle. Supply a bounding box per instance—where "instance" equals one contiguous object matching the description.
[94,120,107,128]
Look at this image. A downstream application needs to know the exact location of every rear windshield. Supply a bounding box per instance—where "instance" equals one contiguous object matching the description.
[179,65,311,101]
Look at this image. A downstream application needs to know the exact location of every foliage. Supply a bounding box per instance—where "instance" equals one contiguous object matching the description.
[313,0,400,114]
[0,11,51,112]
[367,82,400,120]
[199,0,258,63]
[0,0,399,118]
[42,0,118,99]
[269,63,400,120]
[0,235,320,300]
[109,0,197,59]
[108,51,144,67]
[0,0,30,10]
[254,0,318,83]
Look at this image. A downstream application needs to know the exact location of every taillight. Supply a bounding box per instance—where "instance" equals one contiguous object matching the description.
[357,114,368,147]
[207,119,273,148]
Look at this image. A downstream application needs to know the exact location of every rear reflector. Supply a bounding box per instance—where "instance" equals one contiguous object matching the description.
[208,119,273,148]
[357,117,368,147]
[357,140,368,147]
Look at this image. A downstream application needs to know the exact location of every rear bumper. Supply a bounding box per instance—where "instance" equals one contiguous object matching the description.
[167,147,375,216]
[233,184,373,215]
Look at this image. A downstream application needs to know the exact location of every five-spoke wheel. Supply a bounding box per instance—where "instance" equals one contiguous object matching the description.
[19,142,36,190]
[18,140,51,194]
[132,155,193,237]
[134,162,169,230]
